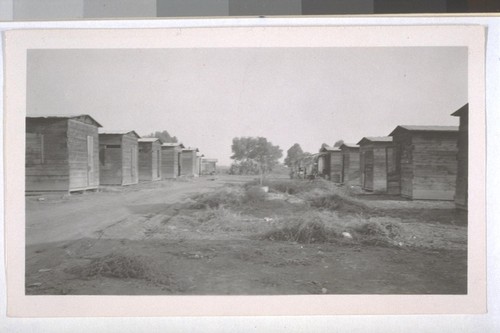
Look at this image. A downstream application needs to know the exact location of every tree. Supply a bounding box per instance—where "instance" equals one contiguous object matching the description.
[146,130,178,143]
[284,143,304,168]
[230,137,283,185]
[333,139,344,148]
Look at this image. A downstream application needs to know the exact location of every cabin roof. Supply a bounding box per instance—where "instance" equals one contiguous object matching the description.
[202,158,218,163]
[138,137,163,144]
[319,144,341,153]
[339,143,359,149]
[389,125,458,136]
[182,147,199,152]
[162,142,185,148]
[451,103,469,117]
[357,136,393,145]
[99,129,141,138]
[26,114,102,127]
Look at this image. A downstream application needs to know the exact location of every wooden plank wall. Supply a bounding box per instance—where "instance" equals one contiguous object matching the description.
[329,151,342,183]
[181,151,197,176]
[341,147,360,185]
[121,134,139,185]
[99,134,123,185]
[455,115,468,209]
[161,146,181,178]
[67,119,99,191]
[410,132,458,200]
[138,142,152,181]
[359,143,392,193]
[26,118,70,191]
[138,141,162,182]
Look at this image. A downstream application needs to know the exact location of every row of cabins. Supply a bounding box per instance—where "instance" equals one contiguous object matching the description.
[296,104,468,210]
[25,115,217,192]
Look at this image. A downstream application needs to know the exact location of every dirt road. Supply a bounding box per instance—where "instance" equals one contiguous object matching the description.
[26,177,225,245]
[25,175,467,295]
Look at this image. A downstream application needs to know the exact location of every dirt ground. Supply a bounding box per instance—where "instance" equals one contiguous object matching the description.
[25,175,467,295]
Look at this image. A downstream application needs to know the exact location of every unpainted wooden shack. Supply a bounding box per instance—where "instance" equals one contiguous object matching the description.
[318,145,342,183]
[26,115,101,192]
[161,143,184,179]
[452,104,468,209]
[201,158,218,175]
[339,143,360,185]
[357,136,395,193]
[99,130,140,186]
[196,152,204,176]
[138,137,163,182]
[181,147,199,177]
[389,125,459,200]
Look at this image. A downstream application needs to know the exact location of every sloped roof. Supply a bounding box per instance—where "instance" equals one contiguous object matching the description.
[319,145,340,153]
[182,147,199,152]
[26,114,102,127]
[202,158,218,163]
[339,143,359,149]
[138,137,163,144]
[357,136,393,145]
[389,125,458,136]
[162,142,185,148]
[99,129,141,138]
[451,103,468,117]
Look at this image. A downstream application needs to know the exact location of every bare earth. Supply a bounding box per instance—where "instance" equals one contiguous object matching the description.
[26,175,467,295]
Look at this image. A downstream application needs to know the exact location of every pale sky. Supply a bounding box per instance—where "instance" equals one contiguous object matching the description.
[27,47,467,166]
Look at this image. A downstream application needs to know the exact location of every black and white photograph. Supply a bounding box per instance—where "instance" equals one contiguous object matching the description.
[3,25,486,316]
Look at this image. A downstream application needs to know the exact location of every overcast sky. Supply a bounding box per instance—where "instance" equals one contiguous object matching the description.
[27,47,467,166]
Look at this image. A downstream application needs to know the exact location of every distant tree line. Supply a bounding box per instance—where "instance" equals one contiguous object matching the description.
[145,130,178,143]
[229,137,283,185]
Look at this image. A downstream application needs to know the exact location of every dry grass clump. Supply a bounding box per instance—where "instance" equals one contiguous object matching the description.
[245,179,333,195]
[307,193,373,216]
[259,211,404,247]
[241,186,267,204]
[189,188,242,209]
[66,253,170,285]
[262,219,334,244]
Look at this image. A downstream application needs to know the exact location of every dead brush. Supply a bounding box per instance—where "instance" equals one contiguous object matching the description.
[261,217,336,244]
[189,188,242,209]
[348,219,403,247]
[308,193,373,216]
[65,253,171,285]
[245,178,333,195]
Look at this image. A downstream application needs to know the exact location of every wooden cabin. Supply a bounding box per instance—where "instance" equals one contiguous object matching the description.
[26,115,101,192]
[318,145,342,182]
[99,130,140,186]
[196,152,204,176]
[138,137,163,182]
[452,104,468,209]
[357,136,396,193]
[389,125,459,200]
[201,158,218,175]
[339,143,360,186]
[161,143,184,179]
[180,147,199,177]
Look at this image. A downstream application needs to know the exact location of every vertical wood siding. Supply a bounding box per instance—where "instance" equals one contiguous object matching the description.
[67,119,99,190]
[26,119,70,191]
[99,134,123,185]
[341,147,360,185]
[138,141,161,182]
[121,134,139,185]
[181,150,197,176]
[161,146,181,178]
